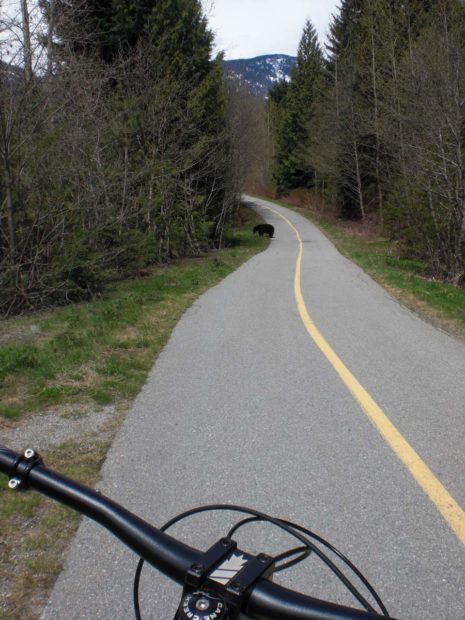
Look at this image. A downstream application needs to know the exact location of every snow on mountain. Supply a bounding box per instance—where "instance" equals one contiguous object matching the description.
[224,54,296,96]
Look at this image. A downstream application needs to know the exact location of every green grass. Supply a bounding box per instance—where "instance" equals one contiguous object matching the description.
[0,208,268,420]
[261,195,465,336]
[0,403,23,419]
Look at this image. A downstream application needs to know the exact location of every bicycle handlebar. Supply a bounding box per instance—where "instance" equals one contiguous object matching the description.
[0,446,393,620]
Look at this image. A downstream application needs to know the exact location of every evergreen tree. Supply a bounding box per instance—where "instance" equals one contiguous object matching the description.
[147,0,213,80]
[43,0,162,62]
[323,0,440,218]
[49,0,215,73]
[144,0,230,245]
[326,0,364,66]
[268,0,465,279]
[272,19,324,194]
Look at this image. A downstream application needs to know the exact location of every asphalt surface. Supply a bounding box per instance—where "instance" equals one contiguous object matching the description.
[42,196,464,620]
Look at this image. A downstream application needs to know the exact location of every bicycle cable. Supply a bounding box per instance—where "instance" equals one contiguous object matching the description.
[133,504,391,620]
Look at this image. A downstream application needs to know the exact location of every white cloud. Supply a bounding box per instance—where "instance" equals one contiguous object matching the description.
[202,0,340,59]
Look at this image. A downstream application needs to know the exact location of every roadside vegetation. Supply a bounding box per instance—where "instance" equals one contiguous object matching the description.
[244,0,465,289]
[1,1,244,317]
[0,208,268,620]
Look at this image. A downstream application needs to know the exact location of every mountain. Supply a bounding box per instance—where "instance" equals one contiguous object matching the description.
[224,54,296,96]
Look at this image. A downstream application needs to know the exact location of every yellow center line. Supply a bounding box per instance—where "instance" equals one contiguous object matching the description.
[264,203,465,546]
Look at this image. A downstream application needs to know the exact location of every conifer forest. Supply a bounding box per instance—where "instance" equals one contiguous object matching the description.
[1,0,465,317]
[270,0,465,287]
[0,0,241,315]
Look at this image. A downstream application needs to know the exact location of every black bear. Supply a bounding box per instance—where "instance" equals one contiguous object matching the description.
[253,224,274,238]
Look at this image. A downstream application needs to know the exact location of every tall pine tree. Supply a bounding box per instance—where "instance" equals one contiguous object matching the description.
[42,0,159,62]
[272,19,324,194]
[324,0,438,218]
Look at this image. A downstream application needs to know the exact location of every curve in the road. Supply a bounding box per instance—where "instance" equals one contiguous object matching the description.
[263,203,465,547]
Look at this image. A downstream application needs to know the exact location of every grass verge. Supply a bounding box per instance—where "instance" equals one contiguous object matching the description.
[0,208,267,421]
[258,195,465,342]
[0,206,268,620]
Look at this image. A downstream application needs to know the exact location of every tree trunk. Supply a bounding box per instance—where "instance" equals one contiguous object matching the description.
[120,144,129,231]
[21,0,33,81]
[4,162,16,259]
[46,0,55,75]
[370,24,383,225]
[353,137,365,220]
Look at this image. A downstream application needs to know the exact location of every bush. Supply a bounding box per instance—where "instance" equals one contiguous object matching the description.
[52,234,109,302]
[101,228,156,274]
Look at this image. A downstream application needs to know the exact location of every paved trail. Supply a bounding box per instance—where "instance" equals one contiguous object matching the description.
[43,197,465,619]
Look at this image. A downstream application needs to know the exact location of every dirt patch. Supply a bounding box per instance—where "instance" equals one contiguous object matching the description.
[47,365,99,391]
[0,323,42,344]
[2,404,117,452]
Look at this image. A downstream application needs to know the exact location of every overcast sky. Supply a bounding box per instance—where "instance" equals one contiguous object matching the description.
[202,0,341,60]
[2,1,340,64]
